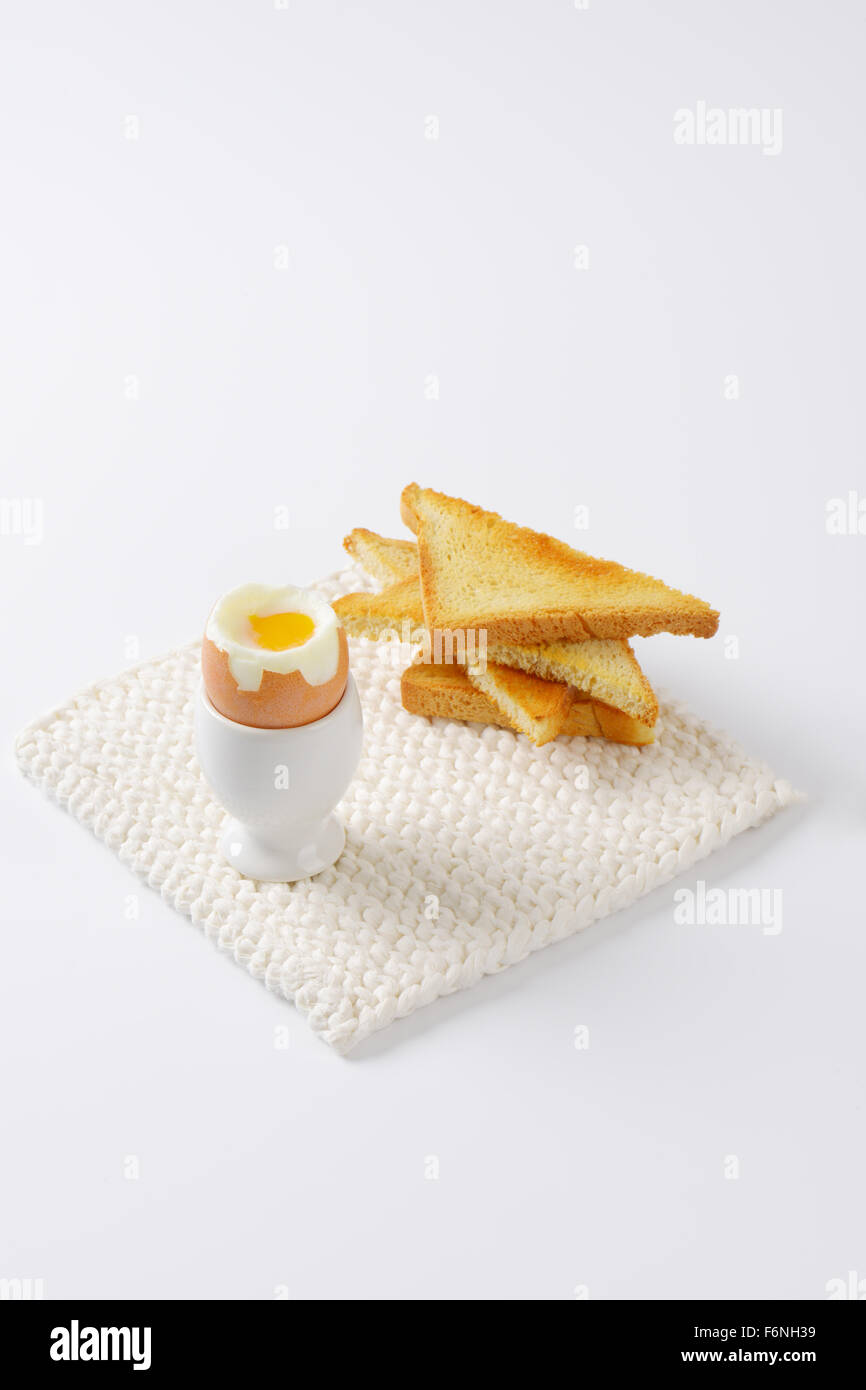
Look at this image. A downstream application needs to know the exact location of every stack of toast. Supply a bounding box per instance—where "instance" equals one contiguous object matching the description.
[335,485,719,747]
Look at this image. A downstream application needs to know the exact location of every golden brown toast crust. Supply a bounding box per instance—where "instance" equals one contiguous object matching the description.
[465,661,573,746]
[400,484,422,532]
[401,663,654,746]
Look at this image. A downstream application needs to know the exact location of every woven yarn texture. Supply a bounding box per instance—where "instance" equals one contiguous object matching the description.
[15,568,800,1054]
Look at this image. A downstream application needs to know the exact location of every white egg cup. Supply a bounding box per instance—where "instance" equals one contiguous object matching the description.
[194,674,363,883]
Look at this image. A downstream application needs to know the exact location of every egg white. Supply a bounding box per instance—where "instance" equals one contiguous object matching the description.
[206,583,341,692]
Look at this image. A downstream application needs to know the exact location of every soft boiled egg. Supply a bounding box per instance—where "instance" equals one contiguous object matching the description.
[202,583,349,728]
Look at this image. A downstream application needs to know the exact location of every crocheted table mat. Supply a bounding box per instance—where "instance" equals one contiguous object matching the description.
[15,568,800,1055]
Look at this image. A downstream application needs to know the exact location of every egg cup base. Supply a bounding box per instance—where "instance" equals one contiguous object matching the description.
[219,813,346,883]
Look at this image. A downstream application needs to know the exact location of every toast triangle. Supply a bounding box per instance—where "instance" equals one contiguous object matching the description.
[401,484,718,643]
[343,528,418,585]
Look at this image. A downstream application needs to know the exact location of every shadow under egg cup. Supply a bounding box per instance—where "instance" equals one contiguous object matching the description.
[194,674,363,882]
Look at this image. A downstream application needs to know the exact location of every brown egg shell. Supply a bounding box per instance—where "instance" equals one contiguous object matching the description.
[202,627,349,729]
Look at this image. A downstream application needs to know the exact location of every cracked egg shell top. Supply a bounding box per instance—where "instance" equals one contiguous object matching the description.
[201,582,349,728]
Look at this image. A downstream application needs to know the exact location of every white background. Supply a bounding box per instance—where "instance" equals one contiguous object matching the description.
[2,0,864,1300]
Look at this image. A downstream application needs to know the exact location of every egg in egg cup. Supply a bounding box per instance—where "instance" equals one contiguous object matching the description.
[195,584,363,882]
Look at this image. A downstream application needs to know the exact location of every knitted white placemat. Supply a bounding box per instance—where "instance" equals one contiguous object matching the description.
[15,567,801,1055]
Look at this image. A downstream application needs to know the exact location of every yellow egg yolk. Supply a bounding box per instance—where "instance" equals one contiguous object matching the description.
[248,611,315,651]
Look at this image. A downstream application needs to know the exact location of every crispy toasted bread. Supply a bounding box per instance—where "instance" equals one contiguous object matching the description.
[400,483,718,643]
[334,558,658,728]
[401,664,655,746]
[343,528,418,585]
[466,662,573,746]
